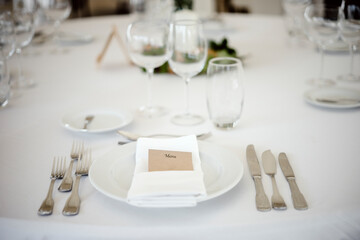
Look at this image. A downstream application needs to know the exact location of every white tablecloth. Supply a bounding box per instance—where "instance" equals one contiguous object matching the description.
[1,14,360,239]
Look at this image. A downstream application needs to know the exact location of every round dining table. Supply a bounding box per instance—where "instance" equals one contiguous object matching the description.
[1,13,360,239]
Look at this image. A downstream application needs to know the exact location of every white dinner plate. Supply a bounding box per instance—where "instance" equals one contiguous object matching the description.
[61,109,133,133]
[304,87,360,109]
[89,141,244,206]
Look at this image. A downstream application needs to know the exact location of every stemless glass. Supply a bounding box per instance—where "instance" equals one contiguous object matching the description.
[304,4,340,87]
[126,20,170,117]
[37,0,71,40]
[282,0,310,40]
[0,12,16,60]
[338,2,360,82]
[12,0,36,88]
[168,19,207,126]
[207,57,244,129]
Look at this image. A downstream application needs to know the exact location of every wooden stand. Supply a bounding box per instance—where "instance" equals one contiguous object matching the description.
[96,25,131,65]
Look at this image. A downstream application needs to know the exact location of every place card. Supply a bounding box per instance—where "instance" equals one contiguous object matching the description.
[148,149,193,172]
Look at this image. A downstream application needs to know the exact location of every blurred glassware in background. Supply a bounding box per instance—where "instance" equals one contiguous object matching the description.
[207,57,244,129]
[304,4,340,87]
[169,19,207,126]
[0,54,11,108]
[282,0,310,41]
[0,12,16,60]
[338,1,360,82]
[37,0,71,42]
[130,0,174,22]
[11,0,36,88]
[126,20,171,118]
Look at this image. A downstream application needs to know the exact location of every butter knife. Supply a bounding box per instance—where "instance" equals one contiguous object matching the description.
[279,153,308,210]
[246,145,271,211]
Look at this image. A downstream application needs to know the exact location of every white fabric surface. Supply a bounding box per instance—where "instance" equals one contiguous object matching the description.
[0,14,360,240]
[127,135,206,207]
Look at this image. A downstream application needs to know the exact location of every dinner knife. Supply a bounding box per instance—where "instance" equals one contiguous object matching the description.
[246,145,271,211]
[279,152,308,210]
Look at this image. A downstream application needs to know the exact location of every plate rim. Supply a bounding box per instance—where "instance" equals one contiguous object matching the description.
[89,141,244,205]
[61,108,133,133]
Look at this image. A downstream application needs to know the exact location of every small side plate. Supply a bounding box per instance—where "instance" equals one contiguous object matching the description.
[61,109,133,133]
[304,87,360,109]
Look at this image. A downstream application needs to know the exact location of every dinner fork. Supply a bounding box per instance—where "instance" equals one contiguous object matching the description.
[62,149,92,216]
[58,141,84,192]
[38,157,66,216]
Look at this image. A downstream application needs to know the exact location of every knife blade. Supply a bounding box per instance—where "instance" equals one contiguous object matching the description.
[279,152,308,210]
[246,145,271,211]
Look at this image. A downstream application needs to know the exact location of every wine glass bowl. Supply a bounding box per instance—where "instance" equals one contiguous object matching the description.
[37,0,71,40]
[126,20,170,117]
[168,19,207,126]
[12,0,36,88]
[0,12,16,60]
[304,4,340,86]
[338,2,360,82]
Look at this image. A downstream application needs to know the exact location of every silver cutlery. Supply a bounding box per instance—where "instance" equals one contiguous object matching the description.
[63,149,92,216]
[246,145,271,211]
[279,152,308,210]
[82,115,94,130]
[117,130,211,142]
[38,157,66,216]
[262,150,287,210]
[58,141,84,192]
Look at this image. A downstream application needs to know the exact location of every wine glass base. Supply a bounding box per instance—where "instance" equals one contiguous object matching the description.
[213,121,239,130]
[337,74,360,82]
[306,78,335,87]
[171,113,204,126]
[138,105,167,118]
[10,74,36,89]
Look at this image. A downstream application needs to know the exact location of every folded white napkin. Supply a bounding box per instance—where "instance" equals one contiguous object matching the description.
[127,135,207,207]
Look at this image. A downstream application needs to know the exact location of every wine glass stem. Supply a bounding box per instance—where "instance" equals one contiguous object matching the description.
[15,47,24,82]
[54,20,61,38]
[319,45,325,80]
[349,44,354,76]
[183,77,191,115]
[146,68,154,108]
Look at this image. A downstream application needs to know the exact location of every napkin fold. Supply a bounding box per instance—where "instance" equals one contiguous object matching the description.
[127,135,207,207]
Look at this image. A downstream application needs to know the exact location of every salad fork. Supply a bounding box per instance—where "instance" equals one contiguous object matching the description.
[38,157,66,216]
[58,140,84,192]
[63,149,92,216]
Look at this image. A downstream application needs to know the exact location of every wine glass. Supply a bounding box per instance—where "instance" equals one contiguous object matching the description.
[12,0,37,88]
[304,4,340,87]
[168,19,207,126]
[37,0,71,40]
[126,20,170,118]
[338,1,360,82]
[0,12,16,60]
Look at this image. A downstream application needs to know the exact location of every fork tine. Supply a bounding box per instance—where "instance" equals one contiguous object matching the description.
[71,141,75,154]
[51,157,56,178]
[80,141,84,155]
[62,157,66,177]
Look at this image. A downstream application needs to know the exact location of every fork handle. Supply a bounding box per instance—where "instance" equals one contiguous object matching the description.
[58,160,74,192]
[38,179,55,216]
[63,175,81,216]
[253,176,271,212]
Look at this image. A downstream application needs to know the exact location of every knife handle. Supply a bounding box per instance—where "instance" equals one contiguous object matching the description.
[288,178,308,210]
[253,176,271,211]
